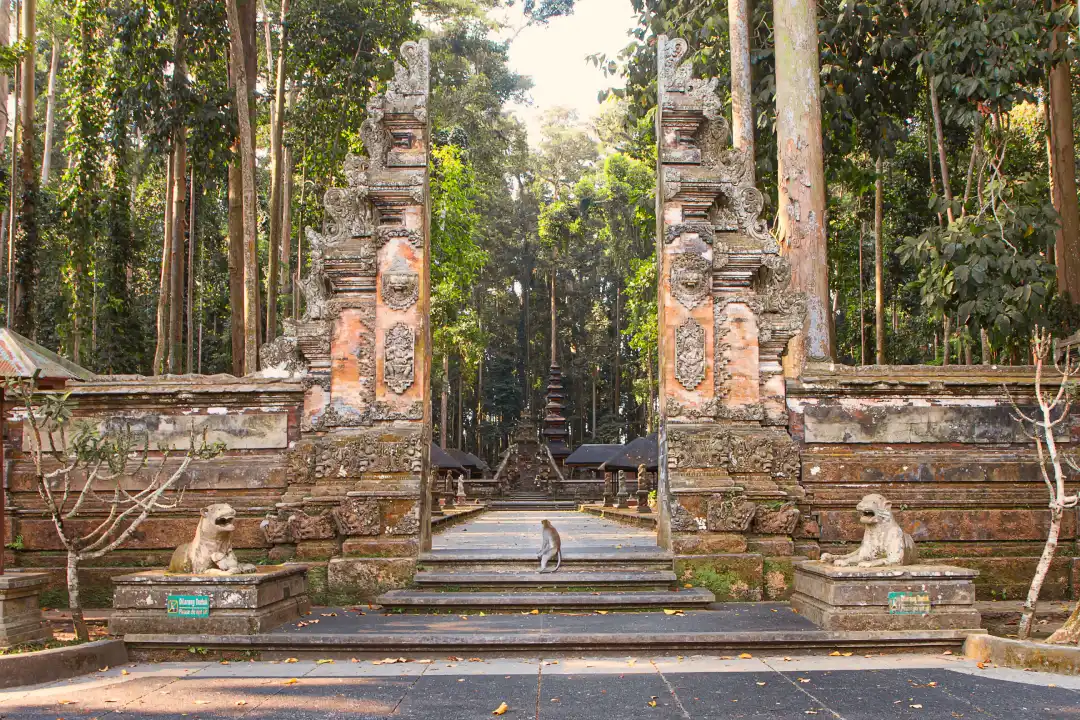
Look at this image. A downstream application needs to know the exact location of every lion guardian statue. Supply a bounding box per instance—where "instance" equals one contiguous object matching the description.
[168,503,258,575]
[819,493,917,568]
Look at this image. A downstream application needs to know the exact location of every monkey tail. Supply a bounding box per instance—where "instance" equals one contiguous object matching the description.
[554,549,561,573]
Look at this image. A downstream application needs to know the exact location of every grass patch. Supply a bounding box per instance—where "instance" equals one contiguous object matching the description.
[0,638,85,656]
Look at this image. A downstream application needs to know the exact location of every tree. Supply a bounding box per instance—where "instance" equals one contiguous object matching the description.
[265,0,290,343]
[1046,0,1080,301]
[14,0,38,336]
[9,377,221,641]
[774,0,832,371]
[1006,329,1079,640]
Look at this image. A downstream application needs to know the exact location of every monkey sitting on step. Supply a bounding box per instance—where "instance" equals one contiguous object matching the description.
[537,519,562,573]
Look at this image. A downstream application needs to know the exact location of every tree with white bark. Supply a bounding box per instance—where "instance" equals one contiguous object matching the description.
[1007,328,1079,641]
[8,376,221,642]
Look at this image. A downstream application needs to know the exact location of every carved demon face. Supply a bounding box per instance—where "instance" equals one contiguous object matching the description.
[670,253,710,309]
[855,494,892,525]
[382,257,419,311]
[201,503,237,534]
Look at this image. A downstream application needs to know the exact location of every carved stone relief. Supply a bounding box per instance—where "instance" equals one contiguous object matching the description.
[332,498,382,536]
[381,256,419,310]
[288,510,337,541]
[260,512,293,544]
[360,98,391,172]
[388,502,420,536]
[670,253,711,309]
[259,334,308,374]
[706,493,757,532]
[752,502,801,535]
[384,322,415,394]
[675,318,706,390]
[286,434,425,483]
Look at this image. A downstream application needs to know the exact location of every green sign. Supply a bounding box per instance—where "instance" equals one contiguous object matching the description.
[167,594,210,618]
[888,591,931,615]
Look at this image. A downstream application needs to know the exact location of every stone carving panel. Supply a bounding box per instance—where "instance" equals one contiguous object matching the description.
[332,498,382,536]
[381,256,419,310]
[384,323,415,394]
[675,318,706,390]
[288,510,337,541]
[285,434,425,482]
[670,253,711,309]
[753,502,801,535]
[706,492,757,532]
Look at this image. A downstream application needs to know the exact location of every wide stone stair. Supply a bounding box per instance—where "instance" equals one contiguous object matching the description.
[377,547,716,611]
[488,490,577,511]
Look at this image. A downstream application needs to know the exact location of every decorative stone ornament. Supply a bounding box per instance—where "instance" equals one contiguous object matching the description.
[670,253,711,309]
[381,256,419,310]
[384,322,416,394]
[674,318,706,390]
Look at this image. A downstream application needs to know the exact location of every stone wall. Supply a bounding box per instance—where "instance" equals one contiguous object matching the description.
[2,375,305,607]
[788,364,1080,601]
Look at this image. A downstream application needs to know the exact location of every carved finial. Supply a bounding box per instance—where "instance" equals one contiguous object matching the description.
[659,36,691,92]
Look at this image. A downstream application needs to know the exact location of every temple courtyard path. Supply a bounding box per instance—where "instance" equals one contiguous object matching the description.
[2,653,1078,719]
[432,509,657,551]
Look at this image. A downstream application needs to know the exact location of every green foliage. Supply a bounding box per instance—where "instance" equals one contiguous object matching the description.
[899,180,1059,352]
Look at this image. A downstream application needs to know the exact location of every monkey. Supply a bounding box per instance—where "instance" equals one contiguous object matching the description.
[537,519,562,573]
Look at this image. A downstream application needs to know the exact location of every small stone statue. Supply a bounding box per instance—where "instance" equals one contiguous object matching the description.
[169,503,258,575]
[456,475,467,500]
[820,494,917,568]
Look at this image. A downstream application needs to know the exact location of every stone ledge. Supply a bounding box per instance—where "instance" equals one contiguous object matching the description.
[0,639,128,689]
[581,504,658,528]
[965,633,1080,675]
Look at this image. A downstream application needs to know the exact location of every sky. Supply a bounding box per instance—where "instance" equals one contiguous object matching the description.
[498,0,638,143]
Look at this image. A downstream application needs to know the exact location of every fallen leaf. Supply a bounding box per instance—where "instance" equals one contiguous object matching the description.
[663,609,684,616]
[321,613,337,617]
[99,667,109,673]
[194,700,210,705]
[841,652,853,657]
[783,657,792,662]
[738,653,753,659]
[57,700,77,705]
[470,658,484,663]
[683,584,693,589]
[492,702,509,715]
[219,661,230,666]
[976,662,986,669]
[596,610,609,615]
[942,650,953,656]
[756,682,767,686]
[529,609,540,615]
[910,704,923,709]
[798,678,810,683]
[648,700,657,707]
[1049,683,1057,688]
[121,670,129,676]
[236,701,248,706]
[283,679,299,685]
[350,658,359,663]
[418,659,434,664]
[285,658,299,664]
[829,651,841,657]
[316,659,334,665]
[479,612,486,616]
[805,711,818,715]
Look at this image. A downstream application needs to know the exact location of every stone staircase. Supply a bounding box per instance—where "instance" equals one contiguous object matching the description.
[488,490,577,511]
[377,547,716,611]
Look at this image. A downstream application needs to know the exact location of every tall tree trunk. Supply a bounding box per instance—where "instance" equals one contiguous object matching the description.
[280,144,293,318]
[550,262,557,365]
[39,34,59,185]
[613,281,620,415]
[226,0,260,374]
[728,0,754,173]
[6,8,17,328]
[167,1,189,374]
[153,153,174,375]
[265,0,290,341]
[441,353,449,449]
[457,366,463,450]
[591,365,597,439]
[774,0,831,374]
[874,156,885,365]
[928,77,955,224]
[1019,505,1063,640]
[186,166,196,374]
[13,0,37,336]
[227,163,244,374]
[942,315,951,366]
[1048,4,1080,300]
[0,0,9,163]
[858,221,866,365]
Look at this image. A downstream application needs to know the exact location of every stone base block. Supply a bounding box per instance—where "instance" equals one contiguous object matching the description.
[0,571,52,647]
[327,557,416,602]
[109,565,310,636]
[791,561,982,631]
[674,554,763,601]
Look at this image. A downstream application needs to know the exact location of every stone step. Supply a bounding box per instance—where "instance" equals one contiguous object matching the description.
[419,548,674,573]
[488,501,578,510]
[413,570,677,590]
[376,588,716,611]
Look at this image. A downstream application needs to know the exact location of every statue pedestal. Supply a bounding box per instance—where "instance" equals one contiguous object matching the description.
[0,571,52,648]
[791,561,982,631]
[110,565,310,636]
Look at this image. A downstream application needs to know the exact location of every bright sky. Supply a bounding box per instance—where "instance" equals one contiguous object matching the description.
[499,0,638,143]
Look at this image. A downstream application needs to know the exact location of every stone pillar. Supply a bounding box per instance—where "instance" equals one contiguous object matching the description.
[655,37,806,600]
[265,41,432,601]
[0,571,51,648]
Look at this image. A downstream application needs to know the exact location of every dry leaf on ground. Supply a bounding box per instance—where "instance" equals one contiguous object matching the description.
[738,653,753,659]
[492,702,509,715]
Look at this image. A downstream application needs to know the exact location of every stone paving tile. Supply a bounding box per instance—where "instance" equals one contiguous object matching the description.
[669,671,829,719]
[392,673,538,720]
[241,676,416,720]
[432,510,657,550]
[538,673,685,719]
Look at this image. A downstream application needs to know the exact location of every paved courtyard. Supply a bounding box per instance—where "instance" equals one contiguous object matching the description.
[2,653,1078,719]
[433,510,657,551]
